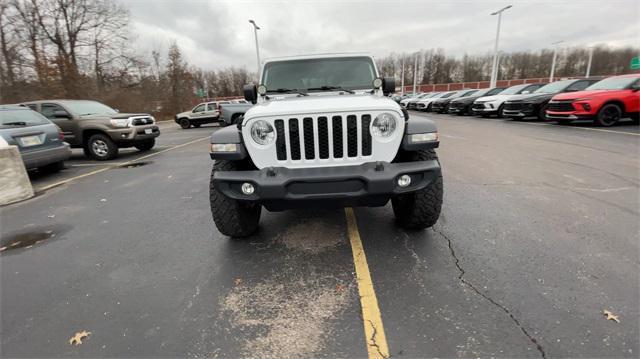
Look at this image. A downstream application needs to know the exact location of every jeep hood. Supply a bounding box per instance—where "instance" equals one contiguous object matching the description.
[243,95,401,121]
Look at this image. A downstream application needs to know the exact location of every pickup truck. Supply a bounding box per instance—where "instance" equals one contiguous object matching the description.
[174,101,231,129]
[22,100,159,160]
[219,101,253,126]
[208,53,442,237]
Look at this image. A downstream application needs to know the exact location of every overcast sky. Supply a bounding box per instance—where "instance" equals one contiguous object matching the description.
[123,0,640,71]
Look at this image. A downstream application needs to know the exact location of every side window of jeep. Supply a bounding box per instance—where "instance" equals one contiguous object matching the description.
[193,104,205,113]
[207,103,217,111]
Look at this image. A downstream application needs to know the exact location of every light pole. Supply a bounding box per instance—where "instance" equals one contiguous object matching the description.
[549,40,563,82]
[489,5,512,88]
[586,46,594,77]
[400,55,405,95]
[248,20,261,83]
[412,54,418,94]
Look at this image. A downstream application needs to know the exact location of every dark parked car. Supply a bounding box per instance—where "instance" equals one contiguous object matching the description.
[471,83,546,117]
[502,79,600,120]
[22,100,159,160]
[448,87,506,115]
[0,105,71,171]
[431,89,478,113]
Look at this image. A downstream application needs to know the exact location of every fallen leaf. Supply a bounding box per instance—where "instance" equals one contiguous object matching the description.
[234,278,243,286]
[603,309,620,323]
[336,284,346,292]
[69,330,91,345]
[100,199,107,202]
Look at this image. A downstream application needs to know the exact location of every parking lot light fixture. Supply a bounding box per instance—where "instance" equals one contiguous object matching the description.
[586,46,594,77]
[549,40,564,82]
[249,20,261,83]
[489,5,512,88]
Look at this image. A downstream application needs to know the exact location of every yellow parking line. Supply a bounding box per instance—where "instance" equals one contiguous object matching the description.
[36,136,209,192]
[345,208,389,359]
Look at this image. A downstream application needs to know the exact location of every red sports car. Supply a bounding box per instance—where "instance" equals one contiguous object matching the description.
[546,74,640,126]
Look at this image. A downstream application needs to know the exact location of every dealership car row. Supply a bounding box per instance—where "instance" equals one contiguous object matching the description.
[394,74,640,127]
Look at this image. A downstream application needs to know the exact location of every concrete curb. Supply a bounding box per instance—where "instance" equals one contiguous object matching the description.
[0,140,35,206]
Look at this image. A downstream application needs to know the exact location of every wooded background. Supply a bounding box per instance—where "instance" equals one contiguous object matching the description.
[1,0,637,118]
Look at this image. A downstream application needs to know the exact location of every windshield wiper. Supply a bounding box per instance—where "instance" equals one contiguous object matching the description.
[3,121,27,126]
[269,88,308,96]
[79,113,96,116]
[308,86,355,94]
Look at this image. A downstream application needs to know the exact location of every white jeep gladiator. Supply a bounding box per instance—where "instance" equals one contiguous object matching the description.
[208,54,443,237]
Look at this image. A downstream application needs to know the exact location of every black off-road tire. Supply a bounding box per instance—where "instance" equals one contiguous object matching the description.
[134,139,155,151]
[179,118,191,129]
[392,149,443,230]
[595,103,622,127]
[86,133,118,161]
[209,160,261,237]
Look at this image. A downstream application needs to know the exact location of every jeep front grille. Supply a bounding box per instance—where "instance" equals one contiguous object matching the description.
[272,114,373,162]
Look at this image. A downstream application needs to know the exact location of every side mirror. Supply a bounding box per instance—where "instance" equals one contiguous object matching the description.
[114,108,120,113]
[382,77,395,96]
[244,84,257,104]
[631,84,640,92]
[53,110,70,118]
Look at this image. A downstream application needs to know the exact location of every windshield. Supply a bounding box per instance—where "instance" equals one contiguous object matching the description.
[500,84,529,95]
[64,101,117,116]
[262,57,376,93]
[457,90,478,97]
[440,92,455,98]
[586,77,638,90]
[534,80,574,94]
[0,109,50,128]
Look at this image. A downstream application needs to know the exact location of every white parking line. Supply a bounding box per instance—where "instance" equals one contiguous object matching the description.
[36,136,209,192]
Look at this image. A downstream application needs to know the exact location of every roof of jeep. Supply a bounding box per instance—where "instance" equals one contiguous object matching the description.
[262,52,372,63]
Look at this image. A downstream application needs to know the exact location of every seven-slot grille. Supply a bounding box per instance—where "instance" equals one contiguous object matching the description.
[547,101,575,112]
[273,114,372,162]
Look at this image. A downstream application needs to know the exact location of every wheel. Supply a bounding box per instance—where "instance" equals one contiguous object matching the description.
[595,104,622,127]
[41,161,65,173]
[179,118,191,129]
[86,133,118,160]
[497,104,505,118]
[134,139,155,151]
[426,104,432,112]
[537,104,548,121]
[209,160,261,237]
[392,149,443,229]
[193,124,201,128]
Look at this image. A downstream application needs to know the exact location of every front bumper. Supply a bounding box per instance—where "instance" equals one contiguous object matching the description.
[213,160,441,211]
[107,125,160,143]
[503,105,536,118]
[22,142,71,169]
[545,111,594,121]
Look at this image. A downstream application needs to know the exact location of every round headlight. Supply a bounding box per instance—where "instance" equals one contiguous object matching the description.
[250,120,275,145]
[371,113,397,138]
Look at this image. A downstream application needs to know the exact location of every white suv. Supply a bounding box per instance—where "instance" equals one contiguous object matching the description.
[208,54,443,237]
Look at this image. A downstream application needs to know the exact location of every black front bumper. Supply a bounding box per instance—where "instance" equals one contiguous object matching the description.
[213,160,441,211]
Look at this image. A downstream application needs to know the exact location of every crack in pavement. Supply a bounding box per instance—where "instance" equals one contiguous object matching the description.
[432,227,547,359]
[366,319,388,359]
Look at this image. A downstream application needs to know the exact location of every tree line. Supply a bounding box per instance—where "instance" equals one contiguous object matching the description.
[376,46,638,86]
[1,0,638,118]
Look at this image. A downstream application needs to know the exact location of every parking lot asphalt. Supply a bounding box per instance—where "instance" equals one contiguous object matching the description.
[1,114,638,358]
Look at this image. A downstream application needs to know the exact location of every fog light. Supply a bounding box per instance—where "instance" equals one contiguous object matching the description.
[241,183,255,195]
[397,175,411,188]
